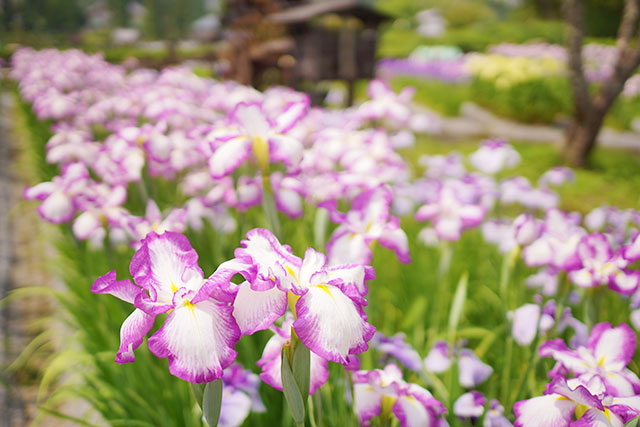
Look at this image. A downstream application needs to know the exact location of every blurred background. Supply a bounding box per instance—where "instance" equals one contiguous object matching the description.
[1,0,638,166]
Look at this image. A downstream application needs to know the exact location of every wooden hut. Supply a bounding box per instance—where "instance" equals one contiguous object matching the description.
[267,0,390,104]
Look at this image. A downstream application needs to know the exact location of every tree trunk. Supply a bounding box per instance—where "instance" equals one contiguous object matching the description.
[564,109,607,167]
[562,0,640,167]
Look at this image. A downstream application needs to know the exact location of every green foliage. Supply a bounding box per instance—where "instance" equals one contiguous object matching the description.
[389,77,470,116]
[605,96,640,131]
[431,0,497,28]
[143,0,203,40]
[107,0,130,28]
[15,0,86,33]
[378,19,567,57]
[584,0,623,38]
[470,75,572,123]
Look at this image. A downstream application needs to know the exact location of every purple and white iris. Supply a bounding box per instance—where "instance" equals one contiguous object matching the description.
[92,231,252,383]
[233,228,376,364]
[352,364,447,427]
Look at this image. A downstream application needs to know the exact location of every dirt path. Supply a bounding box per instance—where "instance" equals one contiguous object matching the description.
[0,88,63,426]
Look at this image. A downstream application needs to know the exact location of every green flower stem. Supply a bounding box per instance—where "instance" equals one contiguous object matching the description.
[499,247,519,406]
[261,174,283,239]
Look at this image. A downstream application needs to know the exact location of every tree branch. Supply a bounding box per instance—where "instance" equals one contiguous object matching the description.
[595,0,640,113]
[563,0,592,120]
[617,0,639,51]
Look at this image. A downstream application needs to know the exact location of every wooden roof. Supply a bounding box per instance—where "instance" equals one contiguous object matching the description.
[267,0,390,25]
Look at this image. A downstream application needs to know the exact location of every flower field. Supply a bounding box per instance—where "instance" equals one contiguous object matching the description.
[377,42,640,128]
[8,47,640,427]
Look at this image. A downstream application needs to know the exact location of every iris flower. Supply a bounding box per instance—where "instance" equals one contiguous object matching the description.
[92,231,254,383]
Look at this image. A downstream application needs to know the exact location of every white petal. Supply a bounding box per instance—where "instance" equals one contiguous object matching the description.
[232,281,287,335]
[293,285,375,363]
[353,383,382,425]
[147,298,240,383]
[513,394,576,427]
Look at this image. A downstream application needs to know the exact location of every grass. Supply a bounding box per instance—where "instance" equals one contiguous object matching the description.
[390,77,470,116]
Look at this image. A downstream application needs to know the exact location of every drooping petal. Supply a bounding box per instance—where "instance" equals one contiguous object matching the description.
[208,137,252,179]
[424,341,452,373]
[24,181,56,200]
[453,391,486,419]
[394,383,445,427]
[147,298,240,383]
[276,98,309,132]
[602,369,640,397]
[539,338,590,374]
[587,323,636,369]
[513,394,576,427]
[38,191,74,223]
[219,389,252,427]
[115,308,156,363]
[294,284,375,364]
[458,349,493,388]
[353,383,382,426]
[373,332,422,372]
[378,225,411,264]
[232,281,287,335]
[610,395,640,423]
[572,408,624,427]
[91,270,141,304]
[268,134,303,169]
[511,304,541,346]
[73,211,102,240]
[393,394,434,427]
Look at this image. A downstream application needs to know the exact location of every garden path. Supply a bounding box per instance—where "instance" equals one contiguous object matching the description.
[425,102,640,149]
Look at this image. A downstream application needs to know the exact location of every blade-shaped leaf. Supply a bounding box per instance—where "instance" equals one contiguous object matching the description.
[448,271,468,341]
[281,345,306,425]
[203,380,223,427]
[191,383,205,409]
[293,341,311,403]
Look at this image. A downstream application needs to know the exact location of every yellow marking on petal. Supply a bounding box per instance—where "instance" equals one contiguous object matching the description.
[151,222,159,231]
[288,291,300,318]
[183,300,195,312]
[285,265,297,279]
[252,136,270,174]
[269,276,276,282]
[598,356,606,366]
[603,408,612,422]
[171,281,178,293]
[575,404,589,419]
[317,284,337,303]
